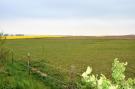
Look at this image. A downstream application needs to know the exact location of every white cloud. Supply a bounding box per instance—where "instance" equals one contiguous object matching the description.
[0,18,135,36]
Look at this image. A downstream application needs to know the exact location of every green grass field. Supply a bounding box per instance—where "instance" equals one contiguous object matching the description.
[6,37,135,78]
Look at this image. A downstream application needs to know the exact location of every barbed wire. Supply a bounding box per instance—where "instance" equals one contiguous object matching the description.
[11,55,135,89]
[34,60,81,76]
[128,65,135,70]
[12,59,82,89]
[9,62,64,89]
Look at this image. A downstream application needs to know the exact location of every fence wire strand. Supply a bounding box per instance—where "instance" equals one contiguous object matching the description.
[13,59,80,88]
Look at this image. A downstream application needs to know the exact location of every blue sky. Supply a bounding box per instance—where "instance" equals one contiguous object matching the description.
[1,0,135,18]
[0,0,135,35]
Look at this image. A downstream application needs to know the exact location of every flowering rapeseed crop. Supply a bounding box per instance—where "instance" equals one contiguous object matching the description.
[2,35,64,39]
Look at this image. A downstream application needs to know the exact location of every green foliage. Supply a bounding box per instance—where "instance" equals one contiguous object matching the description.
[0,33,10,64]
[0,33,6,46]
[80,58,135,89]
[112,58,127,83]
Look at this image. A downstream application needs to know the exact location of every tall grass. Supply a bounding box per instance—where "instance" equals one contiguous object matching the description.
[0,62,50,89]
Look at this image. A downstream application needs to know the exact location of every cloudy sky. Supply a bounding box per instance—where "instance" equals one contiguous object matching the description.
[0,0,135,36]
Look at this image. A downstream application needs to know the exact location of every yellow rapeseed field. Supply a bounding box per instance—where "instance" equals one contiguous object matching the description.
[2,35,64,39]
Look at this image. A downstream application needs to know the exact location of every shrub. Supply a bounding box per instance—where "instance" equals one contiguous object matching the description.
[0,33,10,64]
[80,58,135,89]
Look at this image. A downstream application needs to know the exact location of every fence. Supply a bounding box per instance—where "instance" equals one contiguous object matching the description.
[9,52,135,89]
[10,52,82,89]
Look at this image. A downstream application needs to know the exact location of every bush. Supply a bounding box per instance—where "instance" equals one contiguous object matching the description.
[0,33,10,64]
[80,58,135,89]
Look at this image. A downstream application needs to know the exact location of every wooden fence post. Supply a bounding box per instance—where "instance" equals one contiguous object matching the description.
[11,50,14,64]
[42,45,44,57]
[27,52,31,75]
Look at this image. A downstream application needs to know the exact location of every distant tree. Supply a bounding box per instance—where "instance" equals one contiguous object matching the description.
[3,34,9,36]
[15,34,24,36]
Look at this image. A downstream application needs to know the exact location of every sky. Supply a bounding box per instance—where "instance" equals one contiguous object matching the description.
[0,0,135,36]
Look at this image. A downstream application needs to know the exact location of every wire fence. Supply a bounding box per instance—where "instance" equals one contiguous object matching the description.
[30,60,82,89]
[126,65,135,77]
[9,52,135,89]
[10,53,82,89]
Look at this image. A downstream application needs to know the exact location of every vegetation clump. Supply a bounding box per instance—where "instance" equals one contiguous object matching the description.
[0,33,10,64]
[80,58,135,89]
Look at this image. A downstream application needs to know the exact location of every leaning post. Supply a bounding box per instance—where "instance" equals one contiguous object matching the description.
[27,52,31,75]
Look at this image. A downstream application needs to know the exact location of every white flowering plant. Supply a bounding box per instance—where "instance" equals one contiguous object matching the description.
[80,58,135,89]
